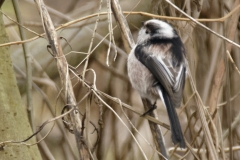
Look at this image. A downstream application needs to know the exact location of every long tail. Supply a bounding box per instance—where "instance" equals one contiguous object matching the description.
[157,86,186,148]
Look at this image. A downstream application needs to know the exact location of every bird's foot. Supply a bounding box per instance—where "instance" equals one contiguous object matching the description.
[141,102,157,116]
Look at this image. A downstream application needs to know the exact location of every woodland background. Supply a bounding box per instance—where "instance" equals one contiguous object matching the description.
[0,0,240,160]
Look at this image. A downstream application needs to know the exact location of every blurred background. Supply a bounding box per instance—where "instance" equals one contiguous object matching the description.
[1,0,240,159]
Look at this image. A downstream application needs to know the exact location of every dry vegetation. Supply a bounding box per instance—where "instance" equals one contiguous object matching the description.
[1,0,240,159]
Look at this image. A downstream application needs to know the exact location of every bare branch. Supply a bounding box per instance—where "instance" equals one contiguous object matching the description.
[35,0,91,159]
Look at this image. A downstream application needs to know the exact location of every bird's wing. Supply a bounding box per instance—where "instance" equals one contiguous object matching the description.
[135,43,185,108]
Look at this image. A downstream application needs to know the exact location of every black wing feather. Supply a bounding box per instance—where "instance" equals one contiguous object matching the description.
[135,43,185,108]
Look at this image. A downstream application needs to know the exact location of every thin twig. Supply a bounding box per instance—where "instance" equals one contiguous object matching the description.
[0,10,44,38]
[92,90,149,160]
[187,62,219,160]
[111,0,135,50]
[164,0,240,49]
[36,134,55,160]
[227,50,240,75]
[82,0,102,84]
[0,106,74,147]
[117,97,168,159]
[169,145,240,153]
[12,0,34,131]
[98,90,170,129]
[1,6,240,48]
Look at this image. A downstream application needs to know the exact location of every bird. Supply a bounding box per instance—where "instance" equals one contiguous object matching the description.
[127,19,186,148]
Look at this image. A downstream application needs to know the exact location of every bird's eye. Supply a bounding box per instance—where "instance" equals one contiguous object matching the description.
[145,30,149,34]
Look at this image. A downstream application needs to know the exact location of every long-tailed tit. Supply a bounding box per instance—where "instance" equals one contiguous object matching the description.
[127,19,186,148]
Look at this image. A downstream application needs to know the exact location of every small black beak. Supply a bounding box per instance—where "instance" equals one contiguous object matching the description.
[141,21,145,26]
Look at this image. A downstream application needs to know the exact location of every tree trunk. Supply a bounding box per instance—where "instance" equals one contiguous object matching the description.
[0,12,42,160]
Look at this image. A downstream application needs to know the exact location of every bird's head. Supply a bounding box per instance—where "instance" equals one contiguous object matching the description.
[137,19,178,44]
